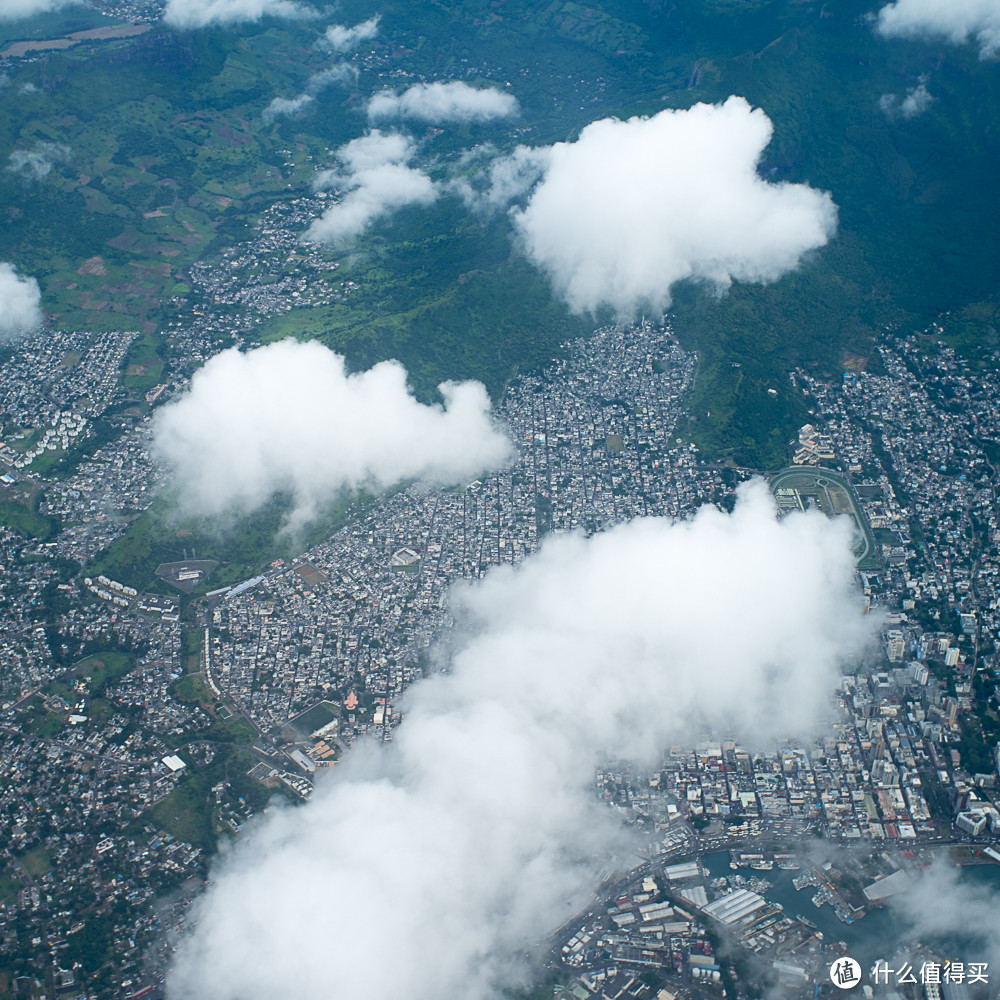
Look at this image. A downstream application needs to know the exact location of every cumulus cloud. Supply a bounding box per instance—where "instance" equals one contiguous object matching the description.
[368,81,519,124]
[304,130,437,244]
[876,0,1000,57]
[880,78,934,119]
[900,78,935,116]
[167,481,871,1000]
[0,262,43,340]
[162,0,312,29]
[508,96,837,318]
[262,64,356,123]
[152,339,512,525]
[308,63,357,91]
[7,142,70,181]
[453,143,552,212]
[0,0,78,19]
[320,15,379,52]
[262,93,314,122]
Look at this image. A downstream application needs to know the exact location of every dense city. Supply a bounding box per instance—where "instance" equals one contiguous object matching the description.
[0,186,999,1000]
[1,0,1000,996]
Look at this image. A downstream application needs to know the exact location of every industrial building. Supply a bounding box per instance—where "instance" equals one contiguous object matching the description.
[701,889,767,927]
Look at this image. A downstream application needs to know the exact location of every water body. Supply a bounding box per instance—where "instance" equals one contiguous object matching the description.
[0,24,150,60]
[702,852,1000,969]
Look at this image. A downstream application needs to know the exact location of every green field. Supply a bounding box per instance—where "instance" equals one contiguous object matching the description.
[150,747,279,850]
[0,19,345,332]
[288,700,340,737]
[88,486,376,593]
[173,673,216,708]
[6,427,41,454]
[213,715,257,744]
[120,328,168,392]
[17,848,51,878]
[74,650,135,695]
[15,693,67,738]
[0,869,19,903]
[151,775,215,850]
[0,500,57,540]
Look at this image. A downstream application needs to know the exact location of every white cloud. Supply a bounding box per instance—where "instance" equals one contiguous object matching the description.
[876,0,1000,57]
[307,63,357,92]
[0,262,43,340]
[325,130,413,174]
[262,93,314,122]
[453,143,552,213]
[368,81,519,124]
[900,79,935,116]
[881,77,935,118]
[888,858,1000,968]
[162,0,312,29]
[167,481,872,1000]
[304,130,437,244]
[0,0,79,20]
[262,64,356,123]
[510,96,837,318]
[7,142,70,181]
[321,15,379,52]
[152,339,512,525]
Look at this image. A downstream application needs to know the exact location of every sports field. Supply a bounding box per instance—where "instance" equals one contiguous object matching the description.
[770,467,878,570]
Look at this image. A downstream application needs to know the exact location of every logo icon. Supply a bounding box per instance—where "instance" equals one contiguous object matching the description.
[831,957,862,989]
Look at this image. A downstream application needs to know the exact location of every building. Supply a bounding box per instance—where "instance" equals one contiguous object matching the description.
[702,889,767,927]
[955,811,987,836]
[862,869,909,903]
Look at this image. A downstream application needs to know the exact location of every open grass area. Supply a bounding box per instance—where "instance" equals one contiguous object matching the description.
[120,329,167,393]
[216,715,257,744]
[6,428,41,454]
[26,446,66,474]
[256,237,592,403]
[89,487,371,593]
[16,694,67,738]
[0,870,18,903]
[173,673,216,710]
[74,650,135,695]
[0,501,57,540]
[87,697,114,726]
[149,746,280,851]
[151,777,214,851]
[18,848,51,878]
[35,714,66,739]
